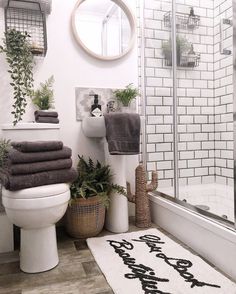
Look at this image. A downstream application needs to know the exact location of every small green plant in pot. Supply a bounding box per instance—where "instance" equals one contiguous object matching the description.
[31,76,55,110]
[0,29,34,125]
[66,155,126,238]
[114,84,139,111]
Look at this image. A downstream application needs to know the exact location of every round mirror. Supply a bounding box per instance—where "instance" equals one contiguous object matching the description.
[71,0,136,60]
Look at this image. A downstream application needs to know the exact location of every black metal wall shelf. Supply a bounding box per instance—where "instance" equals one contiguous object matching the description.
[164,11,200,30]
[4,0,47,56]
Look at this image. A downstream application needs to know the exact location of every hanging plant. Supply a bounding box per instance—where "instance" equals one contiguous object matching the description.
[0,29,34,125]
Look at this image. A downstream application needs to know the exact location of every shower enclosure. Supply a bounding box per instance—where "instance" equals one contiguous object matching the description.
[139,0,234,226]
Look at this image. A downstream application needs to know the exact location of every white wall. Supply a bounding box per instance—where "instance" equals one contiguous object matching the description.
[0,0,138,167]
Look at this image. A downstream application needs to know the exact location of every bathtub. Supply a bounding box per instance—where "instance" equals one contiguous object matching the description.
[149,192,236,281]
[157,183,234,222]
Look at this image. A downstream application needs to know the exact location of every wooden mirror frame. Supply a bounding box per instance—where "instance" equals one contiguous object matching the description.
[71,0,136,61]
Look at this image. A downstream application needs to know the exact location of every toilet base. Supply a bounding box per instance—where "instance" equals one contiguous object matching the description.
[20,225,59,273]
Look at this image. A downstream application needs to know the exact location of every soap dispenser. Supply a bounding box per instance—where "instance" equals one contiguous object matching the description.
[90,94,102,117]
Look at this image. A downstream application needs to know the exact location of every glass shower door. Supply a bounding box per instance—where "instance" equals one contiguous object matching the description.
[141,0,175,198]
[175,0,234,222]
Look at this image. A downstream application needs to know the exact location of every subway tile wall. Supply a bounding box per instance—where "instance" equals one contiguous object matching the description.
[214,0,233,185]
[139,0,233,188]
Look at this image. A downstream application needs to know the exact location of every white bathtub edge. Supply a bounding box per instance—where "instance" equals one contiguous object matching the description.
[150,194,236,243]
[150,193,236,280]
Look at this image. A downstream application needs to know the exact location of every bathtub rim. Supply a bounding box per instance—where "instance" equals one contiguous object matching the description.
[149,191,236,244]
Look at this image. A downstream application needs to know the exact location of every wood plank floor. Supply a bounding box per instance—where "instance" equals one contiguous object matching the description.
[0,217,234,293]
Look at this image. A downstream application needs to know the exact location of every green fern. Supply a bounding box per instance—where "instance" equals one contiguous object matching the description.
[0,139,11,168]
[70,155,126,208]
[31,75,55,110]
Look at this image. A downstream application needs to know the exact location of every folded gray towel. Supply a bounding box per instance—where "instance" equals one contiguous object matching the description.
[0,168,77,191]
[34,110,58,118]
[35,117,59,124]
[11,141,63,152]
[7,146,72,164]
[6,158,72,175]
[104,113,140,155]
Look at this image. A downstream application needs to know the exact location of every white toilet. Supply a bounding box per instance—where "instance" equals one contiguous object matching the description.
[1,123,71,273]
[2,184,70,273]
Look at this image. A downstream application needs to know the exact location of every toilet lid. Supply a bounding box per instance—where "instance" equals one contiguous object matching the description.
[2,183,70,199]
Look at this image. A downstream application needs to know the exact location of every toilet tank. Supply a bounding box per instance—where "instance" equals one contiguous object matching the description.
[1,123,60,141]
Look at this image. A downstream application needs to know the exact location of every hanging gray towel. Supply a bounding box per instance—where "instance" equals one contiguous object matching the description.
[104,113,140,155]
[11,141,63,152]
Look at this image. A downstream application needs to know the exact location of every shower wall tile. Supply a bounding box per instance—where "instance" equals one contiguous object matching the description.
[140,0,233,188]
[214,0,233,185]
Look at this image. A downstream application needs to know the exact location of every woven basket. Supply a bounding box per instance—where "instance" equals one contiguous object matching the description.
[66,196,105,238]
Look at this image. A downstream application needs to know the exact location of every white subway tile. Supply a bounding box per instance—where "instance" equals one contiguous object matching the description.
[179,133,194,142]
[180,151,194,159]
[157,161,172,170]
[179,116,194,124]
[147,97,162,106]
[155,106,171,114]
[147,115,163,124]
[147,144,155,152]
[156,143,172,152]
[147,124,156,133]
[148,152,164,161]
[148,134,164,143]
[195,167,209,176]
[155,125,172,133]
[188,159,202,168]
[180,169,194,177]
[147,77,163,87]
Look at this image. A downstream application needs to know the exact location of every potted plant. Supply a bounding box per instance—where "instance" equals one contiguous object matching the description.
[66,155,126,238]
[0,29,34,125]
[162,35,191,66]
[31,75,55,111]
[0,139,10,169]
[113,83,139,112]
[0,139,10,211]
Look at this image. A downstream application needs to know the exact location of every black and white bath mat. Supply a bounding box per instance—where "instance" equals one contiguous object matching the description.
[87,229,236,294]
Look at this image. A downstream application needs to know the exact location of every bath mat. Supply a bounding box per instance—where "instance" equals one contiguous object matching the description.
[87,228,236,294]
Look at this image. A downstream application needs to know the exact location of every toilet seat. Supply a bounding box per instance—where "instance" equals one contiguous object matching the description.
[2,183,69,199]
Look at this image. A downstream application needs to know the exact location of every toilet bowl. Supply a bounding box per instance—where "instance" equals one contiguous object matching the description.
[2,183,70,273]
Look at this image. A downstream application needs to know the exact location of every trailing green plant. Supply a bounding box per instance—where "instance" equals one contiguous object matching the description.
[0,29,34,125]
[31,76,55,110]
[0,139,10,168]
[113,84,139,107]
[70,155,126,208]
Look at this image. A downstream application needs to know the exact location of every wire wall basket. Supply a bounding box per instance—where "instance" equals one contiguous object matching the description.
[4,0,47,56]
[164,11,200,30]
[164,53,200,68]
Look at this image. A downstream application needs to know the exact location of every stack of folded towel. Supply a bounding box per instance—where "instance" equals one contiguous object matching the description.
[34,110,59,124]
[0,141,77,191]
